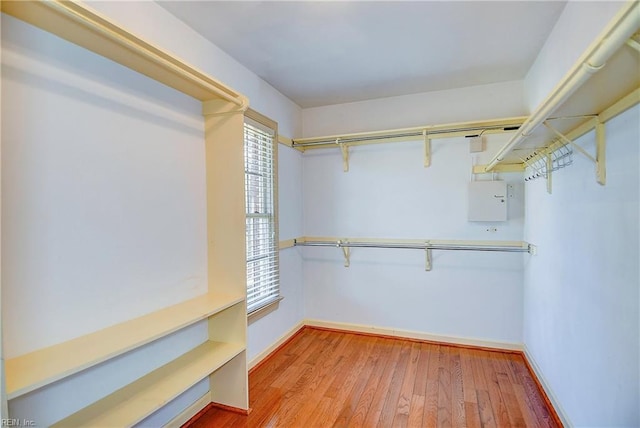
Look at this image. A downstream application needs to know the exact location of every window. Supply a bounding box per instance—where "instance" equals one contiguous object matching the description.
[244,111,280,314]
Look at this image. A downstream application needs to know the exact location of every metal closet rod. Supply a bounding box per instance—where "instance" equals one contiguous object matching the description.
[294,240,531,253]
[291,123,521,148]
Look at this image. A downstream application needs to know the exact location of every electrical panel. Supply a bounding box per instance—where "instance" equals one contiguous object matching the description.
[468,181,507,222]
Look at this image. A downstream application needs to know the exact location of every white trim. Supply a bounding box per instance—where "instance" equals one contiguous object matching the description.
[248,320,305,370]
[163,393,210,428]
[523,345,572,427]
[304,319,524,352]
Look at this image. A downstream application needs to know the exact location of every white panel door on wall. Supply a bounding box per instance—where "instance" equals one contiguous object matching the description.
[468,181,508,222]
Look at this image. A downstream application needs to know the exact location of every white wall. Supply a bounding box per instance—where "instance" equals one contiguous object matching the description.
[302,80,526,136]
[1,1,303,425]
[521,2,639,426]
[523,104,639,427]
[80,3,306,367]
[301,83,528,344]
[86,1,302,137]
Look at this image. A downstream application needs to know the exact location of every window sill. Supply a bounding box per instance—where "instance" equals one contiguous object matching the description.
[248,295,284,322]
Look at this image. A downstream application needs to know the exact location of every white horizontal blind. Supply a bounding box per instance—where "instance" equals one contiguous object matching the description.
[245,118,280,314]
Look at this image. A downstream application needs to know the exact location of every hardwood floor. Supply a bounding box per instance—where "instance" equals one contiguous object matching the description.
[188,327,560,427]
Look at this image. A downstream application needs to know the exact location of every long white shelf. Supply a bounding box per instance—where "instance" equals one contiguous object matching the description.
[0,0,247,107]
[50,340,245,427]
[5,292,244,399]
[484,1,639,168]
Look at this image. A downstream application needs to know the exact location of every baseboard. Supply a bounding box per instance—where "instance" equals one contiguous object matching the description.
[523,345,571,427]
[304,318,523,352]
[209,402,252,415]
[248,320,305,371]
[163,393,210,428]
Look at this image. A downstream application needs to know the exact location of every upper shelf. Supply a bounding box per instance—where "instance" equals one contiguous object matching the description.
[0,0,247,108]
[485,1,640,169]
[500,38,640,165]
[290,116,527,150]
[5,292,245,399]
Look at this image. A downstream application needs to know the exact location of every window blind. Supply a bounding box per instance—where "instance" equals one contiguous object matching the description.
[244,118,280,314]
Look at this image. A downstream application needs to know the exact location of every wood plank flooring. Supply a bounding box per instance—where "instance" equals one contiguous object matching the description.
[188,327,560,427]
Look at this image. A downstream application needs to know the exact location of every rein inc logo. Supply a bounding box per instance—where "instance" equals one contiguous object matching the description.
[1,420,35,427]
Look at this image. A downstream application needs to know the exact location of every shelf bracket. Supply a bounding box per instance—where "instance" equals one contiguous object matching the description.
[337,240,350,267]
[544,121,597,163]
[595,119,606,185]
[423,130,431,167]
[425,241,432,271]
[546,153,553,194]
[626,37,640,53]
[336,138,349,172]
[544,120,606,186]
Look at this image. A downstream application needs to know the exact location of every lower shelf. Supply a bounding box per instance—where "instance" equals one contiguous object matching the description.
[51,341,245,427]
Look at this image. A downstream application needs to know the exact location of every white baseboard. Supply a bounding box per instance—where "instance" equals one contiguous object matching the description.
[163,393,210,428]
[248,320,305,370]
[304,319,524,352]
[523,345,572,427]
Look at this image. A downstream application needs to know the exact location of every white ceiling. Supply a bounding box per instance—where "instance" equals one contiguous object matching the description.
[158,1,567,108]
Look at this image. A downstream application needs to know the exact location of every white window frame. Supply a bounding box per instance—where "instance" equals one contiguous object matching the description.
[244,109,281,315]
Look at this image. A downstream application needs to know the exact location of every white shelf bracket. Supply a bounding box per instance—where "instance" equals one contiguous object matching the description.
[336,138,349,172]
[626,37,640,53]
[423,130,431,167]
[544,121,597,163]
[337,240,350,267]
[595,119,606,185]
[544,120,606,186]
[425,241,432,271]
[546,153,553,194]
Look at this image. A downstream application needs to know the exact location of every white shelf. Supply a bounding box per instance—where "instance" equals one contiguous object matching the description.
[503,40,640,164]
[0,1,246,106]
[490,2,640,167]
[50,341,245,428]
[1,0,250,421]
[5,292,244,399]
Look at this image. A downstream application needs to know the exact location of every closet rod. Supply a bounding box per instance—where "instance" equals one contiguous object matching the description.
[484,0,639,171]
[295,240,531,253]
[291,122,522,148]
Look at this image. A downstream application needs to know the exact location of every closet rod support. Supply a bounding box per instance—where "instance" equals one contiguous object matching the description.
[425,241,432,271]
[595,120,606,185]
[626,37,640,53]
[423,130,431,167]
[336,138,349,172]
[337,240,350,267]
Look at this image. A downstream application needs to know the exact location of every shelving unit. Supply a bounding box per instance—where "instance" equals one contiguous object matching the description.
[288,116,527,172]
[51,303,246,428]
[477,1,640,190]
[5,292,244,400]
[52,342,243,427]
[1,0,250,425]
